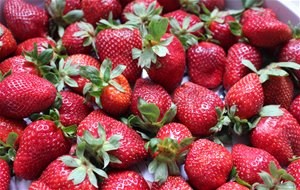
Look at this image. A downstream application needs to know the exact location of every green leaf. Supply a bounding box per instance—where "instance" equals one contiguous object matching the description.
[259,105,284,117]
[148,18,169,42]
[68,166,87,185]
[76,142,85,159]
[110,64,126,79]
[0,28,4,36]
[159,36,174,46]
[92,168,108,178]
[60,156,80,167]
[38,49,53,65]
[137,48,154,69]
[132,48,142,60]
[154,162,168,184]
[64,76,78,87]
[87,169,98,188]
[138,98,160,123]
[63,10,84,24]
[108,134,122,147]
[259,171,274,188]
[108,80,125,92]
[152,45,169,57]
[5,132,18,147]
[276,181,297,190]
[229,21,242,36]
[160,103,177,125]
[242,59,258,73]
[271,62,300,70]
[148,159,158,174]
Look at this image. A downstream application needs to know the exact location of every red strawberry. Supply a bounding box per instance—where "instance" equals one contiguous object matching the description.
[0,115,24,145]
[0,159,10,190]
[77,110,148,169]
[290,95,300,124]
[173,82,224,136]
[3,0,49,41]
[157,0,180,13]
[185,139,233,190]
[119,0,134,7]
[223,43,262,90]
[29,181,52,190]
[0,73,57,119]
[14,37,56,56]
[232,144,281,185]
[287,159,300,190]
[216,182,248,190]
[242,15,292,48]
[225,73,264,119]
[240,8,277,24]
[14,119,72,180]
[0,23,17,60]
[100,170,150,189]
[0,56,38,76]
[81,0,122,26]
[187,41,226,89]
[96,27,142,83]
[250,108,300,166]
[151,176,192,190]
[200,0,225,11]
[58,91,92,126]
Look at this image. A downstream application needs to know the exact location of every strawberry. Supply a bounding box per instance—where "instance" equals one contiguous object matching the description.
[242,15,292,48]
[157,0,180,13]
[290,95,300,124]
[81,0,122,26]
[0,115,24,145]
[0,159,10,190]
[250,108,300,166]
[185,139,233,190]
[95,25,142,83]
[216,182,248,190]
[173,82,224,136]
[240,8,277,24]
[77,110,148,169]
[223,43,262,90]
[287,159,300,190]
[0,56,39,76]
[100,170,150,189]
[14,37,56,56]
[0,73,57,119]
[119,0,134,7]
[187,41,226,89]
[29,181,52,190]
[0,23,17,60]
[3,0,49,42]
[151,176,192,190]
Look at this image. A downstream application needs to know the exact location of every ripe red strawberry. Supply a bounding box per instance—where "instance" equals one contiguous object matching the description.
[0,115,24,145]
[151,176,192,190]
[185,139,233,190]
[173,82,224,136]
[96,27,142,83]
[14,37,56,56]
[157,0,180,13]
[290,95,300,124]
[29,181,52,190]
[0,23,17,60]
[58,91,92,126]
[223,43,262,90]
[3,0,49,42]
[242,15,292,48]
[250,108,300,166]
[77,110,148,169]
[187,41,226,89]
[14,119,72,180]
[216,182,248,190]
[0,159,10,190]
[232,144,281,185]
[81,0,122,26]
[100,170,150,189]
[0,73,57,119]
[225,73,264,119]
[0,56,38,76]
[240,8,277,24]
[287,159,300,190]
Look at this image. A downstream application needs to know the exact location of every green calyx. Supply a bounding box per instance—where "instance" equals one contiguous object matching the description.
[127,98,177,137]
[0,132,18,163]
[73,22,96,50]
[241,0,264,9]
[0,70,12,82]
[80,59,126,108]
[180,0,200,15]
[96,13,135,33]
[288,21,300,39]
[229,21,243,36]
[0,28,3,48]
[132,17,174,69]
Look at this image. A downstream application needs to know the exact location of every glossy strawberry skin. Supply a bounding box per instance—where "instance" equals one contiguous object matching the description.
[250,108,300,166]
[216,182,248,190]
[156,123,192,143]
[0,73,57,119]
[29,181,52,190]
[14,37,56,56]
[81,0,122,26]
[0,159,10,190]
[148,33,186,92]
[287,159,300,190]
[96,28,142,83]
[232,144,281,185]
[242,16,292,48]
[0,23,17,60]
[100,170,150,190]
[0,115,24,145]
[131,78,172,120]
[223,43,263,90]
[290,95,300,124]
[240,8,277,24]
[0,56,39,76]
[173,82,224,136]
[187,41,226,89]
[4,0,49,42]
[14,120,71,180]
[157,0,180,13]
[201,0,225,11]
[59,91,92,126]
[77,110,148,169]
[152,176,192,190]
[225,73,264,119]
[185,139,233,190]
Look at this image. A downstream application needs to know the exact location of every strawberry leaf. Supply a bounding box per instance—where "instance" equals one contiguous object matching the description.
[242,59,258,73]
[63,10,84,24]
[68,166,87,185]
[87,169,98,188]
[148,18,169,42]
[259,105,283,117]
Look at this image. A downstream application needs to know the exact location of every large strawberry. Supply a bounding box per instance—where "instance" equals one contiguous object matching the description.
[151,176,192,190]
[0,73,56,119]
[173,82,224,136]
[187,41,226,89]
[3,0,49,41]
[250,108,300,166]
[0,23,17,60]
[0,56,38,76]
[216,182,248,190]
[287,159,300,190]
[223,42,262,90]
[0,159,10,190]
[290,95,300,124]
[14,37,56,56]
[240,7,277,24]
[185,139,233,190]
[100,170,150,189]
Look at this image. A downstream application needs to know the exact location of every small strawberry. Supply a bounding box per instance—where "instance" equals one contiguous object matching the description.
[287,159,300,189]
[151,176,192,190]
[173,82,224,136]
[290,95,300,124]
[240,8,277,24]
[100,170,150,189]
[0,73,57,119]
[187,41,226,89]
[0,23,17,60]
[0,159,10,190]
[185,139,233,190]
[157,0,180,13]
[0,115,24,145]
[3,0,49,41]
[0,56,38,76]
[216,182,248,190]
[14,37,56,56]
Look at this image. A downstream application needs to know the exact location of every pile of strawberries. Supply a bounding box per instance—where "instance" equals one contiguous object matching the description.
[0,0,300,189]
